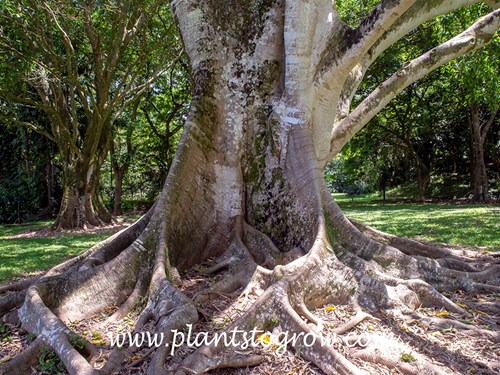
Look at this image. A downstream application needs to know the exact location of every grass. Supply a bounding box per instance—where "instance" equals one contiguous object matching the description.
[1,197,498,285]
[0,221,112,285]
[334,193,500,251]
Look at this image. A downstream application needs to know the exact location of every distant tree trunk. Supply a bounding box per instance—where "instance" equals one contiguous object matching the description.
[469,103,496,202]
[44,154,57,215]
[406,145,430,201]
[113,166,126,216]
[54,155,111,229]
[415,160,430,201]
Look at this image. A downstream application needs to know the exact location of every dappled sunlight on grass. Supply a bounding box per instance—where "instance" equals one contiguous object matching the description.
[0,222,112,284]
[335,194,499,251]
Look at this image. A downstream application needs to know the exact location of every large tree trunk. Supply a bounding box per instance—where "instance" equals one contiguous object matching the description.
[54,160,112,229]
[1,1,499,375]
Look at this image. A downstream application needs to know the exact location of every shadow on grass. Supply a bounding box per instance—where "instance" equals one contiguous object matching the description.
[0,230,112,285]
[334,194,499,252]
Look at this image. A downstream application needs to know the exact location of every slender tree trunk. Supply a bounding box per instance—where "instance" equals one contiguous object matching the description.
[415,160,430,202]
[469,103,492,202]
[113,167,126,216]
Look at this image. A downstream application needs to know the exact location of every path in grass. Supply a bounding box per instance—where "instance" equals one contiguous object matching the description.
[334,193,500,252]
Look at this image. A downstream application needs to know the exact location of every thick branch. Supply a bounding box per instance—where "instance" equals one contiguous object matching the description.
[318,0,417,77]
[330,0,480,127]
[329,9,500,158]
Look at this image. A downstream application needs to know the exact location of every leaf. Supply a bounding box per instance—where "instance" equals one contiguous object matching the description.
[324,306,336,312]
[429,331,441,337]
[128,355,141,363]
[258,334,271,345]
[90,339,106,345]
[435,311,449,317]
[400,353,416,363]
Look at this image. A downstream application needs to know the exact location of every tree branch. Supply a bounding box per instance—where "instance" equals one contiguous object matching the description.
[328,9,500,158]
[317,0,417,76]
[330,0,480,123]
[480,108,498,143]
[10,120,55,142]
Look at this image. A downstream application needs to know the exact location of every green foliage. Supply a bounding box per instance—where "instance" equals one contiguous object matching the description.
[325,156,378,197]
[435,4,499,110]
[0,123,59,223]
[336,0,380,27]
[69,333,86,350]
[0,0,188,224]
[400,353,416,363]
[38,348,65,375]
[0,0,189,221]
[330,3,500,200]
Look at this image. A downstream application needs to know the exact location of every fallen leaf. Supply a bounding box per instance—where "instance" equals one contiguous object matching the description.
[128,355,141,363]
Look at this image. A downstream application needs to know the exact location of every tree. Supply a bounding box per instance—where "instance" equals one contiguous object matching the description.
[0,0,181,228]
[1,1,499,374]
[0,120,57,223]
[436,4,500,201]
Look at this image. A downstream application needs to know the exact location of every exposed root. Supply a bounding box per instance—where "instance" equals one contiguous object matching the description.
[332,310,373,335]
[416,315,499,341]
[0,338,43,375]
[351,344,446,375]
[401,279,467,313]
[0,276,40,296]
[350,219,479,259]
[20,286,97,375]
[1,189,497,375]
[296,301,324,331]
[175,354,263,374]
[105,276,148,323]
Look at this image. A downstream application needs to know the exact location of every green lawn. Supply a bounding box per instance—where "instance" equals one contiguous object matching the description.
[1,199,498,285]
[334,193,500,252]
[0,222,112,285]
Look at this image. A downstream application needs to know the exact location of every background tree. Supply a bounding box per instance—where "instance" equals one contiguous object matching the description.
[1,1,499,374]
[0,0,182,228]
[438,4,500,201]
[0,113,58,223]
[332,3,499,201]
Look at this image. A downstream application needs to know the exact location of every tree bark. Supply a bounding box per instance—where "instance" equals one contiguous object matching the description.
[113,166,126,216]
[469,103,495,202]
[415,158,430,201]
[1,2,499,375]
[54,157,112,229]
